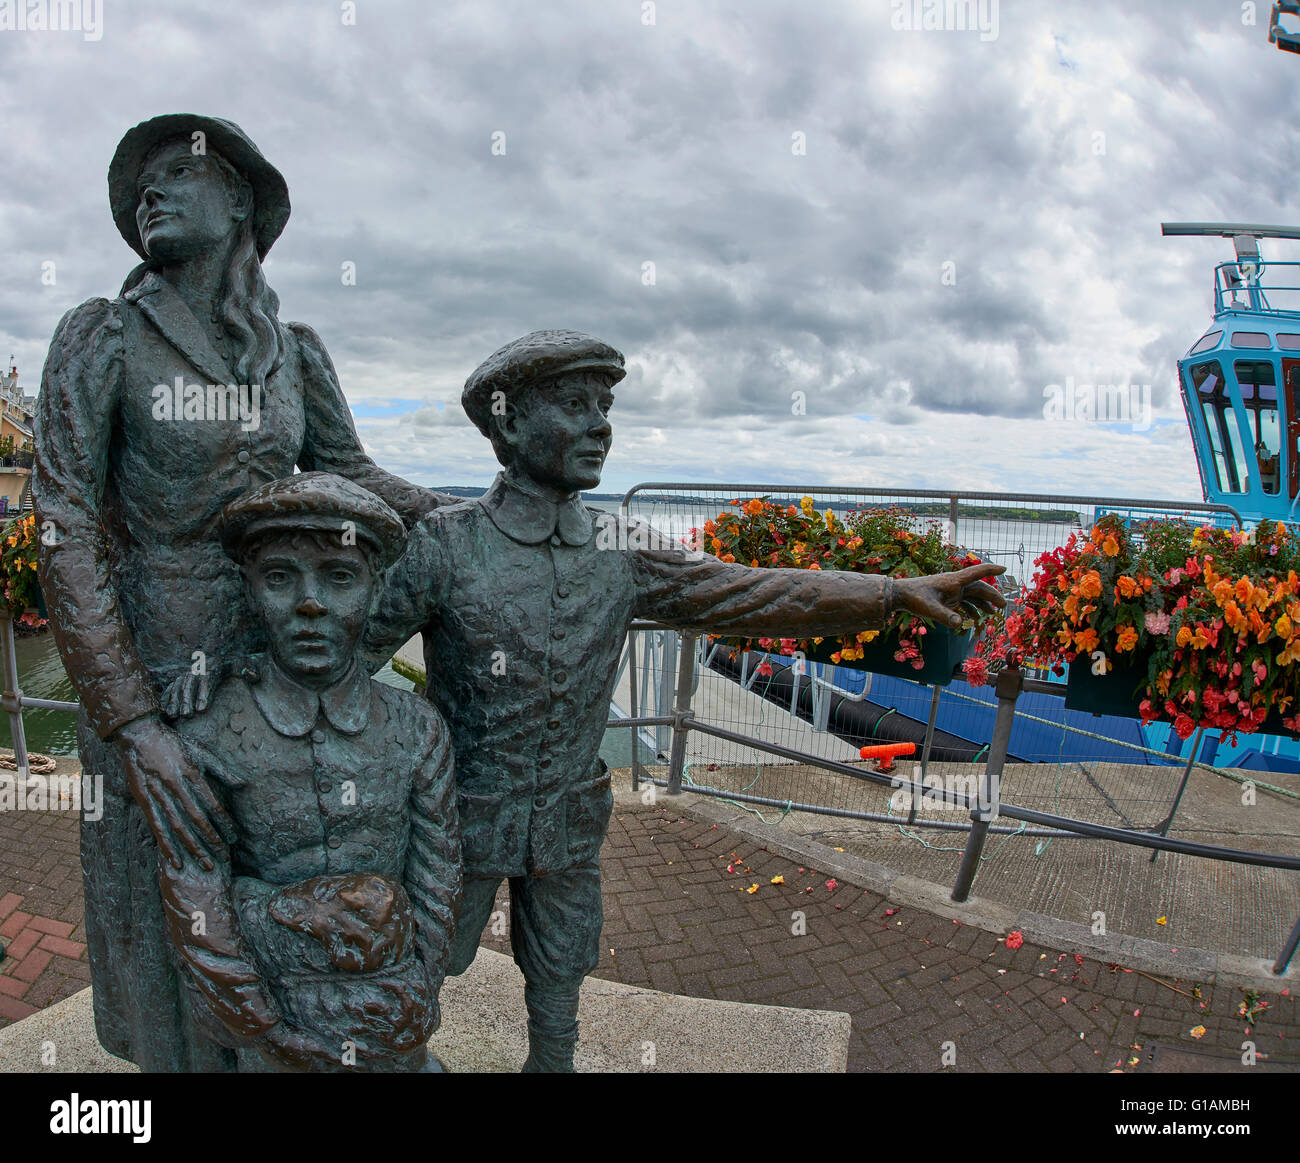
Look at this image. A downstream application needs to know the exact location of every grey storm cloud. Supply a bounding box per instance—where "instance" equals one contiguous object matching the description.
[0,0,1295,499]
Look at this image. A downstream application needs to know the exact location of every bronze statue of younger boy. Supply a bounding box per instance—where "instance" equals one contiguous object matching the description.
[159,472,460,1071]
[362,330,1005,1072]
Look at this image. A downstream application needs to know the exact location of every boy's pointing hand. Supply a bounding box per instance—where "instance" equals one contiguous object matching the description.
[894,563,1007,630]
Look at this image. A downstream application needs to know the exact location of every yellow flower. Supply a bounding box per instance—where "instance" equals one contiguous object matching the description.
[27,561,36,571]
[799,495,814,516]
[824,509,835,530]
[770,875,785,885]
[746,883,759,895]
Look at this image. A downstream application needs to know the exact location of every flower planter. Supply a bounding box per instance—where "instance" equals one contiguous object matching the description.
[1064,657,1150,717]
[1065,654,1299,736]
[802,624,974,687]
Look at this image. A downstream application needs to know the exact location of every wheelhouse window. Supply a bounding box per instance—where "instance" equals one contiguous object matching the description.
[1278,334,1300,351]
[1189,330,1223,354]
[1190,361,1249,493]
[1232,332,1272,348]
[1234,360,1281,494]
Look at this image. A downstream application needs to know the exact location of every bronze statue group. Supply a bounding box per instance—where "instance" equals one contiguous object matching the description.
[34,116,1003,1072]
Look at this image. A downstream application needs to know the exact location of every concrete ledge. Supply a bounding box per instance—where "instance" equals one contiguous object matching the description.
[653,784,1300,994]
[0,949,851,1073]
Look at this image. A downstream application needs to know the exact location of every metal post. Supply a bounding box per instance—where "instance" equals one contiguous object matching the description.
[656,631,677,756]
[0,615,29,779]
[1148,727,1203,863]
[666,630,698,796]
[908,685,943,826]
[1273,906,1300,975]
[947,495,959,545]
[951,664,1021,902]
[628,631,641,792]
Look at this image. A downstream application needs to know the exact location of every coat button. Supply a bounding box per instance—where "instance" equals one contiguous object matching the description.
[552,627,566,641]
[549,533,562,548]
[534,796,546,808]
[556,586,570,599]
[539,757,552,769]
[237,450,250,465]
[311,728,326,743]
[553,671,568,684]
[326,835,342,849]
[317,781,330,794]
[546,719,561,731]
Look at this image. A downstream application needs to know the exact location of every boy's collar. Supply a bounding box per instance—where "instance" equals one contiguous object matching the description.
[481,472,592,546]
[250,656,372,737]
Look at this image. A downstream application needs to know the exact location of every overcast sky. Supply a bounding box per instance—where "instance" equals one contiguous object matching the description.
[2,0,1298,500]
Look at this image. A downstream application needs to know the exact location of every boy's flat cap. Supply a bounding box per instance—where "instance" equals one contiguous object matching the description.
[462,329,625,436]
[220,472,406,568]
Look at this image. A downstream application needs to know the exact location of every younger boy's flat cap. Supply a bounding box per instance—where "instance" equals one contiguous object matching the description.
[219,472,407,568]
[462,329,625,436]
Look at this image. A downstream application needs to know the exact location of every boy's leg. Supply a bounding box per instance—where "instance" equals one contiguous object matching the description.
[509,861,603,1073]
[447,874,505,977]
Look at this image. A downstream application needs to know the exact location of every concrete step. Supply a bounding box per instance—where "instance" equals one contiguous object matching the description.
[0,948,850,1073]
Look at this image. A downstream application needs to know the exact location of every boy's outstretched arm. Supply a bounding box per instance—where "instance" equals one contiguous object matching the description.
[631,522,1004,636]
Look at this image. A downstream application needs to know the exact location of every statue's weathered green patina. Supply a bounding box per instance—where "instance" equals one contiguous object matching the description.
[161,473,459,1072]
[34,116,449,1071]
[361,329,1006,1072]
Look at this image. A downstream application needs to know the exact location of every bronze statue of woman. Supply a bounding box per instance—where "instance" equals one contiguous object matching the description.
[34,115,446,1071]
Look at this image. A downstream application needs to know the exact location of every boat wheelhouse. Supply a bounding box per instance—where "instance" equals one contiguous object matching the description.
[1164,222,1300,525]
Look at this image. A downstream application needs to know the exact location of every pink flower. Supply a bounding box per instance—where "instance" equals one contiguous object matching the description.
[825,879,838,892]
[963,657,990,686]
[1144,611,1171,636]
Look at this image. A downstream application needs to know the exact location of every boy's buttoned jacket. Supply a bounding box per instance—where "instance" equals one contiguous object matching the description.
[363,473,890,880]
[164,661,461,1045]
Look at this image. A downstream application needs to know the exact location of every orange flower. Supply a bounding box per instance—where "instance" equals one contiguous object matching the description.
[1101,535,1120,557]
[1116,576,1139,599]
[1115,625,1139,652]
[720,553,735,563]
[1078,571,1102,599]
[1276,613,1292,640]
[710,537,722,553]
[744,499,764,516]
[1075,629,1099,652]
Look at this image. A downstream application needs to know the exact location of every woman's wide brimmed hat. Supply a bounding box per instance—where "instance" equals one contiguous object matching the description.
[108,114,291,261]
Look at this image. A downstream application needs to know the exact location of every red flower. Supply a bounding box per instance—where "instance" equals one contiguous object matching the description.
[1173,714,1196,740]
[1005,931,1024,949]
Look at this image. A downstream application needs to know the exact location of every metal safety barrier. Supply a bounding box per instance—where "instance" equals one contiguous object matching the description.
[615,483,1297,975]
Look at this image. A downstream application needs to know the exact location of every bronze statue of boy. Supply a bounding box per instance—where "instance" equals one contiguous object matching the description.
[160,472,460,1071]
[361,329,1005,1072]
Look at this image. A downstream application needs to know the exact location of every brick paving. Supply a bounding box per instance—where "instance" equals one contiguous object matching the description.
[2,798,1297,1072]
[0,805,90,1024]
